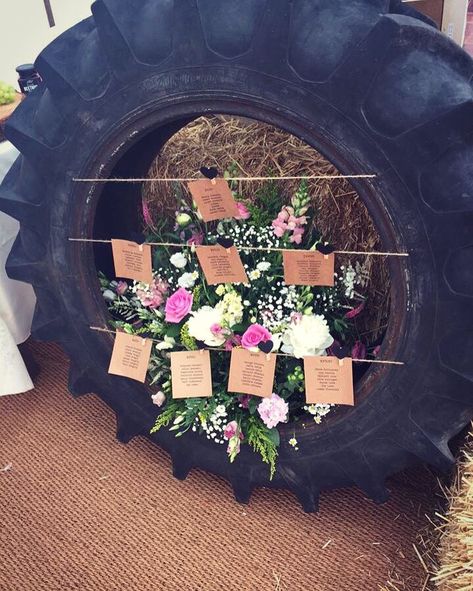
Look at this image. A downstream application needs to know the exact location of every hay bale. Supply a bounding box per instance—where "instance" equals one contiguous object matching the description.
[431,427,473,590]
[144,115,390,341]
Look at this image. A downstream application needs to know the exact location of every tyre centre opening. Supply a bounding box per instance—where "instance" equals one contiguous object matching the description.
[83,111,407,498]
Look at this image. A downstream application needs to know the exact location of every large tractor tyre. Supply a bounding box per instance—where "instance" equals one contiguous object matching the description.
[1,0,473,512]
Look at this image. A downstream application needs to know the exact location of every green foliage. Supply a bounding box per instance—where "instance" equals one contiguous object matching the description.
[180,322,197,350]
[246,417,278,479]
[0,82,16,106]
[150,401,180,434]
[247,179,283,227]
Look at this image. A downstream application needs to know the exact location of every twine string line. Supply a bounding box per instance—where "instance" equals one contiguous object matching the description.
[72,174,377,183]
[68,238,408,258]
[90,326,404,366]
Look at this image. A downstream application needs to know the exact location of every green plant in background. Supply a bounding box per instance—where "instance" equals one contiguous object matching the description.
[0,82,16,106]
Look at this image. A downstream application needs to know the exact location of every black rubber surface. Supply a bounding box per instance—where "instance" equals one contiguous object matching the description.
[1,0,473,512]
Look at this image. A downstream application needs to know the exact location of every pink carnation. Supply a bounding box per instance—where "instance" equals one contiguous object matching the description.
[241,323,272,349]
[235,201,251,220]
[164,287,193,323]
[257,393,289,429]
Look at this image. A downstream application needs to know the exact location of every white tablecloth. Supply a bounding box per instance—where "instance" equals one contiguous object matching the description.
[0,141,35,395]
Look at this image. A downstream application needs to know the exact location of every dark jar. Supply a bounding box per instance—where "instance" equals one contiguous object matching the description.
[16,64,42,95]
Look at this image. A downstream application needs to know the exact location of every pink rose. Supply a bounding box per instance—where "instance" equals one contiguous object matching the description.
[165,287,193,323]
[235,201,251,220]
[241,323,272,349]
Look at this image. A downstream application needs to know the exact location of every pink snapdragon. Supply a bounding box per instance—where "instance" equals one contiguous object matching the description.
[235,201,251,220]
[241,323,272,349]
[223,420,240,440]
[164,287,193,323]
[223,420,244,462]
[271,206,307,243]
[136,277,168,309]
[257,393,289,429]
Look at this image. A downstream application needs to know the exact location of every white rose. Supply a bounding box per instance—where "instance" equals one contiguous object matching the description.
[170,252,188,269]
[187,306,226,347]
[281,314,334,358]
[178,272,196,289]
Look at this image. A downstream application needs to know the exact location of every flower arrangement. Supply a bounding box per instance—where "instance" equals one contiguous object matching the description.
[99,175,374,477]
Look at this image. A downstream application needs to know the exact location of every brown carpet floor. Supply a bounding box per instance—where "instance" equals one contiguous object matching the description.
[0,342,437,591]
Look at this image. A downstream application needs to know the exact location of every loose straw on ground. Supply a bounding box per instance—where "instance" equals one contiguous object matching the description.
[68,237,408,258]
[90,326,405,365]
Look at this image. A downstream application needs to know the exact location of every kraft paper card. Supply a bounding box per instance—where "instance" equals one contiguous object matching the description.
[303,356,354,405]
[195,245,249,285]
[187,178,239,222]
[111,239,153,284]
[170,350,213,399]
[283,250,335,287]
[108,331,153,383]
[228,348,276,398]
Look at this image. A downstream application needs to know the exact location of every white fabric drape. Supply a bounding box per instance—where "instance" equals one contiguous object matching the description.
[0,141,35,396]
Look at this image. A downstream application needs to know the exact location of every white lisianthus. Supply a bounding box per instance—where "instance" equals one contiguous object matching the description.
[256,261,271,272]
[187,306,226,346]
[178,272,197,289]
[156,336,176,351]
[170,252,188,269]
[215,285,226,296]
[281,314,334,358]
